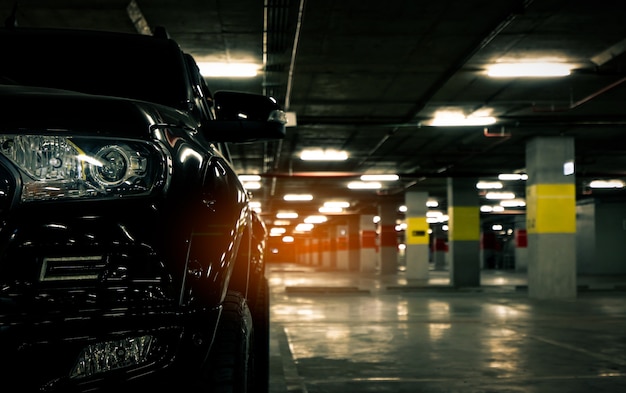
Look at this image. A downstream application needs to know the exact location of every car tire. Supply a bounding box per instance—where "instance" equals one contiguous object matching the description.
[206,290,254,393]
[251,278,270,393]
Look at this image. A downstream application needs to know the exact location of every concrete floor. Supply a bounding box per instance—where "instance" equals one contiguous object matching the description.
[267,263,626,393]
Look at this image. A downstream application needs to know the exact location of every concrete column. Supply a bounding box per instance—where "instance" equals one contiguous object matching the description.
[321,227,332,269]
[310,237,319,266]
[378,200,398,274]
[405,190,430,279]
[447,177,480,287]
[336,224,349,270]
[296,237,307,264]
[347,215,360,271]
[526,137,576,299]
[360,214,377,272]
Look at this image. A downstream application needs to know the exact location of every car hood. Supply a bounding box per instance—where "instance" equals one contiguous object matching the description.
[0,84,197,137]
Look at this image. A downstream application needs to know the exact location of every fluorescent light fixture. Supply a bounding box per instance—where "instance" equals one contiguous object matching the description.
[323,201,350,208]
[476,181,503,189]
[319,206,343,213]
[239,174,261,182]
[492,224,503,231]
[498,173,528,181]
[589,180,625,189]
[481,205,506,212]
[243,181,261,190]
[299,149,349,161]
[282,236,295,243]
[347,181,382,189]
[273,220,291,226]
[487,62,571,78]
[500,199,527,207]
[270,227,287,236]
[430,110,496,126]
[283,194,313,201]
[276,211,298,219]
[249,201,261,209]
[563,161,575,176]
[360,174,399,181]
[197,62,259,77]
[295,223,314,232]
[426,200,439,207]
[398,205,407,212]
[304,215,328,224]
[486,191,515,200]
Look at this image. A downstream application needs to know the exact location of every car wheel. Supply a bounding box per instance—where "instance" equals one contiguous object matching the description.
[251,278,270,393]
[206,290,254,393]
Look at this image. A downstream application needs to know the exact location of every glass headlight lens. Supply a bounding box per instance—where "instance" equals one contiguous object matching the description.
[0,135,166,202]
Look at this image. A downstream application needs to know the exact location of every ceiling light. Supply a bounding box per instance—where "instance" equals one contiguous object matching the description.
[486,191,515,200]
[589,180,625,189]
[283,194,313,201]
[476,181,503,189]
[430,110,496,126]
[295,223,314,232]
[319,206,343,213]
[426,200,439,207]
[498,173,528,181]
[273,220,291,226]
[323,201,350,208]
[270,227,287,236]
[239,174,261,182]
[276,211,298,219]
[500,199,526,207]
[197,62,259,77]
[299,149,349,161]
[282,236,295,243]
[347,181,381,189]
[243,181,261,190]
[304,215,328,224]
[360,174,399,181]
[487,62,571,78]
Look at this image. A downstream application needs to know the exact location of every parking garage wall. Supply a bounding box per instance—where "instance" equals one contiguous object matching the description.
[576,198,626,274]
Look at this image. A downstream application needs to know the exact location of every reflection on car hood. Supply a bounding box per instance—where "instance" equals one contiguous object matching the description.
[0,84,197,137]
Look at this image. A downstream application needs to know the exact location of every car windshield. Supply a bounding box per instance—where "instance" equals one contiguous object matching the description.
[0,28,190,110]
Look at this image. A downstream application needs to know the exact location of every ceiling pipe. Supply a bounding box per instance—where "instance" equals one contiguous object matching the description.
[402,0,532,123]
[532,76,626,112]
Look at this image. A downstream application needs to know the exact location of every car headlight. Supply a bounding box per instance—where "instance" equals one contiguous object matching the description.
[0,135,167,202]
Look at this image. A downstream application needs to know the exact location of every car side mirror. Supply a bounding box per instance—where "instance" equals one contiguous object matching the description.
[204,91,287,143]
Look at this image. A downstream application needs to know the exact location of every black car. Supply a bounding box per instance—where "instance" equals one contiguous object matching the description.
[0,25,284,393]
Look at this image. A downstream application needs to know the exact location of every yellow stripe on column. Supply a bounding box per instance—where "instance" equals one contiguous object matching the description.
[449,206,480,241]
[526,184,576,234]
[406,217,429,245]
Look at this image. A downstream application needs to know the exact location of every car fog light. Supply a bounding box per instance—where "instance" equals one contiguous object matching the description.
[70,335,155,379]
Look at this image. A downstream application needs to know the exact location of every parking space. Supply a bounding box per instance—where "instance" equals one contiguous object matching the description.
[267,263,626,393]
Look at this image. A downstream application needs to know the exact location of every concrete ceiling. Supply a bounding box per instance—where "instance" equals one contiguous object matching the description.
[3,0,626,226]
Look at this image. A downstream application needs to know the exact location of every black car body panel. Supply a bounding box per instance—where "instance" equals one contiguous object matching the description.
[0,26,283,392]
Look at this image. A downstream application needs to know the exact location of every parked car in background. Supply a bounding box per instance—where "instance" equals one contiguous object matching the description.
[0,24,283,393]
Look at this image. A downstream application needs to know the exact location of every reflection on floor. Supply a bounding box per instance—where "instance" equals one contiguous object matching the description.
[267,263,626,393]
